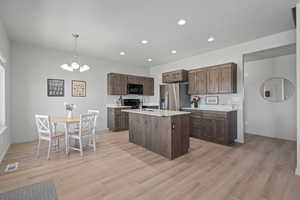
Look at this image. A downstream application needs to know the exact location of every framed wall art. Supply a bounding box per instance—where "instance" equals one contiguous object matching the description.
[47,79,64,97]
[205,96,219,105]
[72,80,86,97]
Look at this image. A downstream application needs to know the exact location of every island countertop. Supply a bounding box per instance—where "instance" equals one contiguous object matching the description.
[122,109,191,117]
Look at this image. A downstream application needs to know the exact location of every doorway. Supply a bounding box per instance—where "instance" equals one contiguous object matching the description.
[243,44,297,142]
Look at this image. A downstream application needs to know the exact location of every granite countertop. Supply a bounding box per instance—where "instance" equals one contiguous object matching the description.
[122,109,191,117]
[106,104,132,108]
[182,104,237,112]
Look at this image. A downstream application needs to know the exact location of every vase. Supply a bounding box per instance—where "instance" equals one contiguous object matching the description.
[67,110,73,119]
[194,102,198,108]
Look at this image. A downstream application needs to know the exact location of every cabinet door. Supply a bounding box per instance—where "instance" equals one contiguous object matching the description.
[199,119,216,141]
[143,78,154,96]
[162,70,188,83]
[188,71,196,94]
[219,64,233,93]
[162,73,170,83]
[207,68,219,94]
[215,119,226,144]
[121,111,129,130]
[195,70,207,94]
[190,116,201,138]
[107,74,127,95]
[128,76,139,84]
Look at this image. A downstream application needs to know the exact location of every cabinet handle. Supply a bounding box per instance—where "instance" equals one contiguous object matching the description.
[172,123,175,129]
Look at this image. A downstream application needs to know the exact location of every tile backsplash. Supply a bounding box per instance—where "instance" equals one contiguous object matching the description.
[190,94,241,105]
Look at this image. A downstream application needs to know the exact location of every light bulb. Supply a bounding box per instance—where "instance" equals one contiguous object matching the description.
[60,64,73,72]
[80,65,90,72]
[177,19,186,26]
[71,62,80,69]
[208,37,215,42]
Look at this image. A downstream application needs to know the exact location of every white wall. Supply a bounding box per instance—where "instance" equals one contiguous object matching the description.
[244,54,296,141]
[0,20,10,162]
[10,42,150,143]
[296,3,300,176]
[150,29,296,143]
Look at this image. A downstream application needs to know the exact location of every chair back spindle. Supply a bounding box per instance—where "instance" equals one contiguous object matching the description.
[35,115,53,138]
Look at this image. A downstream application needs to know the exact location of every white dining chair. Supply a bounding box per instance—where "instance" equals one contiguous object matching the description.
[69,114,96,157]
[87,110,99,147]
[88,110,99,120]
[35,115,64,160]
[72,110,99,131]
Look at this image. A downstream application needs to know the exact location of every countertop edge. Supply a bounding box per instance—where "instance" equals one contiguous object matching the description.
[181,107,238,112]
[122,109,191,117]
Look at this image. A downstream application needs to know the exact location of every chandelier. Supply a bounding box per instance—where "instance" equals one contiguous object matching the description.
[60,34,90,72]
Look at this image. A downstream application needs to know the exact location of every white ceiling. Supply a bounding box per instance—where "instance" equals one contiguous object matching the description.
[0,0,297,67]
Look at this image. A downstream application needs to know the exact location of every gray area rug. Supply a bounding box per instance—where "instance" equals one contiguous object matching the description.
[0,180,57,200]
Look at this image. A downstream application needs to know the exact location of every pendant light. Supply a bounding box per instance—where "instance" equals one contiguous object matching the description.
[60,34,90,72]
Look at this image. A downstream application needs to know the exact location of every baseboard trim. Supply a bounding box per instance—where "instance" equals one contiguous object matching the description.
[295,167,300,176]
[0,143,10,164]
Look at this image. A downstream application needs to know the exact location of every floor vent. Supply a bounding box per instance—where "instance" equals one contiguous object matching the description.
[4,162,18,173]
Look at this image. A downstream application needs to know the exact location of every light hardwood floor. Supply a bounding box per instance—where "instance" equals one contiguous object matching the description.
[0,131,300,200]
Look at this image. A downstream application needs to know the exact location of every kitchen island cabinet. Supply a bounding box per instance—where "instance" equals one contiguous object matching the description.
[122,109,191,159]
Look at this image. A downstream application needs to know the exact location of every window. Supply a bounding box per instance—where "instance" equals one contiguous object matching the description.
[0,63,5,131]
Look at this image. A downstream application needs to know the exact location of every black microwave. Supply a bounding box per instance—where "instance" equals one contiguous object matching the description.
[127,84,143,95]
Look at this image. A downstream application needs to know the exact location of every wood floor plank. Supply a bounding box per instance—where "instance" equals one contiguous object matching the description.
[0,131,299,200]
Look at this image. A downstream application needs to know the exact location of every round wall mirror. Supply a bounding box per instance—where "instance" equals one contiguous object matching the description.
[260,78,295,102]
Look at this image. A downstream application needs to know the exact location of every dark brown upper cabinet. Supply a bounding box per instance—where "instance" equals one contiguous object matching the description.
[127,75,144,85]
[107,73,128,95]
[143,77,154,96]
[207,67,220,94]
[188,63,237,95]
[218,63,237,94]
[162,70,188,83]
[188,69,207,95]
[107,73,154,96]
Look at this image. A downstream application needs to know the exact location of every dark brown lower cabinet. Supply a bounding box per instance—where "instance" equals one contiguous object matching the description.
[182,109,237,145]
[107,108,129,131]
[128,112,190,160]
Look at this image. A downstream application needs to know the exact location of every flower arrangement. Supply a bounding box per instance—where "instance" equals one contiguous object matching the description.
[64,103,76,111]
[191,96,200,103]
[64,103,76,118]
[191,96,200,108]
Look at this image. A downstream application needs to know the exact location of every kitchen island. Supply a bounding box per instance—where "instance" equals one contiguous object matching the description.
[122,109,191,160]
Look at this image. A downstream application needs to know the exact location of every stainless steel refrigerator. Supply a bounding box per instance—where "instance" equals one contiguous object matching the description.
[159,83,190,111]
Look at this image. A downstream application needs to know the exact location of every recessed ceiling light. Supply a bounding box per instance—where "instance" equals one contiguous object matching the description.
[147,58,152,62]
[208,37,215,42]
[120,51,125,55]
[171,50,177,54]
[177,19,186,26]
[141,40,148,44]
